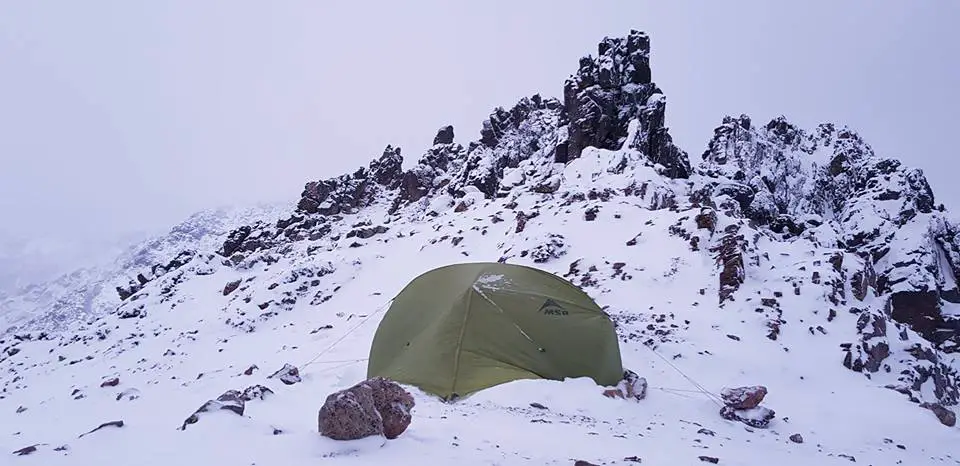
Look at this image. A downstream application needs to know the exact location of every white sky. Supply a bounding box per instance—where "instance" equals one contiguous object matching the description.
[1,1,958,244]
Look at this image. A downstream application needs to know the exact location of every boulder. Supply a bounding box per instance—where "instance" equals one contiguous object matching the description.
[720,385,767,409]
[318,383,384,441]
[317,377,415,441]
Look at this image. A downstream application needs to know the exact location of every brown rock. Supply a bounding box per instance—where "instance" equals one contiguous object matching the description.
[223,279,241,296]
[317,383,383,440]
[720,385,767,409]
[695,207,717,233]
[365,377,415,439]
[603,388,624,399]
[318,377,415,441]
[710,225,745,304]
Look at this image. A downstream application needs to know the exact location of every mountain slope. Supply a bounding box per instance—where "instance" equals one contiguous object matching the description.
[2,29,957,465]
[0,203,290,335]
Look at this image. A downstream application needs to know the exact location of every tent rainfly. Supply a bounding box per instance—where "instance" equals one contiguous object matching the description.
[366,262,624,400]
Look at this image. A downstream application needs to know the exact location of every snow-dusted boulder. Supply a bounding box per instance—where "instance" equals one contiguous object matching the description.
[317,377,415,441]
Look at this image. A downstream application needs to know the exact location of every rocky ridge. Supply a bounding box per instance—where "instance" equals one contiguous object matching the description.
[191,29,960,416]
[2,29,958,462]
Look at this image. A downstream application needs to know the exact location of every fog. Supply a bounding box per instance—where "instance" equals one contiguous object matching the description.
[1,1,957,247]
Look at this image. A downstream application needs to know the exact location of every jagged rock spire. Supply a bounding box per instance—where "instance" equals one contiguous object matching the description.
[562,29,691,178]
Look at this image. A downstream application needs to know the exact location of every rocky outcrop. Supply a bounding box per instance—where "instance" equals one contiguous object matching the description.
[116,250,194,300]
[563,29,690,178]
[711,224,746,305]
[698,111,960,409]
[455,95,564,198]
[297,145,404,216]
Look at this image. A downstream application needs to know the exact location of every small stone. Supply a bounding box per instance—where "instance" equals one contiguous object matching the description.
[116,388,141,401]
[13,445,39,456]
[268,363,301,385]
[698,456,719,463]
[180,390,245,430]
[241,384,274,401]
[223,279,241,296]
[789,433,803,443]
[78,420,124,438]
[100,377,120,388]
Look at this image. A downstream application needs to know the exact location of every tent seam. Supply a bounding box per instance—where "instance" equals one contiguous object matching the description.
[449,287,473,399]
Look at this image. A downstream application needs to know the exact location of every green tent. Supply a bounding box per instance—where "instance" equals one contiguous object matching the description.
[366,262,624,400]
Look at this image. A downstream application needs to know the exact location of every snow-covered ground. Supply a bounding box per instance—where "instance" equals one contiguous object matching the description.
[3,149,957,465]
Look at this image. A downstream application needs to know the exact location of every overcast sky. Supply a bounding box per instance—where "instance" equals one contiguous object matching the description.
[1,1,957,245]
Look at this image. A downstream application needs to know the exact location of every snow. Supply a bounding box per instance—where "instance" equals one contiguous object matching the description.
[937,242,959,293]
[3,166,958,466]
